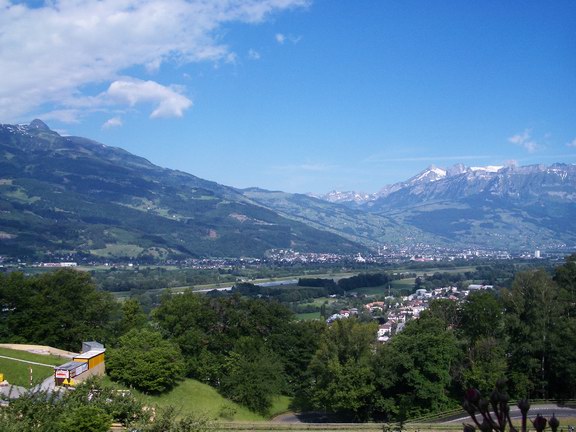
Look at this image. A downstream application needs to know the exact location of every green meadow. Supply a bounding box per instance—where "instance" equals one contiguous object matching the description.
[103,376,291,421]
[0,347,67,388]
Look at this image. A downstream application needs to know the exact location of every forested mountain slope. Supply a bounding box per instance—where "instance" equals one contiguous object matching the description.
[0,120,363,260]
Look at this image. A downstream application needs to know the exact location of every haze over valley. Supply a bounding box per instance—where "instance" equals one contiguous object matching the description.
[1,120,575,263]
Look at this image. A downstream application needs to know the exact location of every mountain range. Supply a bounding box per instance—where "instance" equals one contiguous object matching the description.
[1,120,575,261]
[312,163,576,252]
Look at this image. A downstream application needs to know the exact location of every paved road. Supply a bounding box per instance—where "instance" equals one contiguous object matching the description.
[273,405,576,425]
[445,405,576,424]
[195,278,299,293]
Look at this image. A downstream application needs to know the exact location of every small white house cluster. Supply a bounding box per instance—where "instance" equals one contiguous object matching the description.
[326,307,359,323]
[373,283,493,343]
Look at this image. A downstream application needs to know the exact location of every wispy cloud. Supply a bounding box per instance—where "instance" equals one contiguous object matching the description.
[102,116,123,129]
[248,49,261,60]
[275,32,302,44]
[508,129,540,153]
[0,0,309,122]
[566,138,576,148]
[364,154,493,163]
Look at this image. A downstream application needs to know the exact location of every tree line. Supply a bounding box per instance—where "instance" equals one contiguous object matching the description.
[0,255,575,422]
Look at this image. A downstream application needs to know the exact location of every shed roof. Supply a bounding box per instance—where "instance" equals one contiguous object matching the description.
[55,361,86,371]
[74,349,105,360]
[82,341,104,353]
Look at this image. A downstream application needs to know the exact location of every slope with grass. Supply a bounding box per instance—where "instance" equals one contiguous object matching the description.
[0,347,67,387]
[103,376,291,421]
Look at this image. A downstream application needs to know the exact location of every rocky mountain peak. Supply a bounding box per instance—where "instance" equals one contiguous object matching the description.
[28,119,51,131]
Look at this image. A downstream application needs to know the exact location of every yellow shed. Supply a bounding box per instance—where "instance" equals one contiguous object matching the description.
[73,349,105,369]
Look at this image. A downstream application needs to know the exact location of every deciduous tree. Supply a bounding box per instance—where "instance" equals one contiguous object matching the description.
[106,328,185,393]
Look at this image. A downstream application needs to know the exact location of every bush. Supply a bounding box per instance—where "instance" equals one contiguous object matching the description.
[107,328,185,393]
[57,405,112,432]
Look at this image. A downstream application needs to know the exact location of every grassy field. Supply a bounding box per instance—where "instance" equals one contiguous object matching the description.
[110,265,482,300]
[354,285,392,296]
[390,278,416,290]
[0,347,67,387]
[103,376,291,421]
[296,312,322,320]
[401,266,477,276]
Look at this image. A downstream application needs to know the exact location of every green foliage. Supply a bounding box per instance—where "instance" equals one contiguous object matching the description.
[461,337,507,395]
[232,281,340,303]
[549,254,576,398]
[417,271,467,290]
[68,378,150,425]
[0,379,148,431]
[0,390,64,432]
[424,298,461,329]
[306,319,377,420]
[0,122,366,260]
[0,269,119,351]
[153,290,328,414]
[56,405,112,432]
[131,406,216,432]
[502,269,560,398]
[459,291,504,343]
[106,328,185,393]
[337,272,392,291]
[119,297,147,333]
[373,315,460,419]
[137,376,271,421]
[220,337,286,414]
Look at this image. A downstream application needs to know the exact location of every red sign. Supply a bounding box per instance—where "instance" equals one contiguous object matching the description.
[55,370,69,379]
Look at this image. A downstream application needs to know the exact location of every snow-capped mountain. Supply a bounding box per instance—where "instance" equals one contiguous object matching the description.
[316,163,576,207]
[369,163,576,210]
[314,190,373,204]
[313,165,450,205]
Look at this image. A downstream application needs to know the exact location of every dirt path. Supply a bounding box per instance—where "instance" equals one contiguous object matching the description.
[0,343,77,358]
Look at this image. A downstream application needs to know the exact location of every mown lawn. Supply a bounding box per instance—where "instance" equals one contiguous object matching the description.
[0,347,67,388]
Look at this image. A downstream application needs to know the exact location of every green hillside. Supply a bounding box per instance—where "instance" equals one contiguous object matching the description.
[0,121,365,260]
[104,376,291,421]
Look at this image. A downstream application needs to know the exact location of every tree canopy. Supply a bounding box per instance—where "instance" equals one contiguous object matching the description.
[106,328,185,393]
[0,269,118,351]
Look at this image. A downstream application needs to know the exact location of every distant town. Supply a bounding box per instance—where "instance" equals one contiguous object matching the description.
[1,243,573,271]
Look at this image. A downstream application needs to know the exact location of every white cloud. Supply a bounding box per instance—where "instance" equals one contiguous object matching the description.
[566,138,576,148]
[0,0,309,122]
[248,49,261,60]
[105,79,192,118]
[508,129,541,153]
[40,109,84,124]
[102,116,124,129]
[275,32,301,44]
[364,154,492,163]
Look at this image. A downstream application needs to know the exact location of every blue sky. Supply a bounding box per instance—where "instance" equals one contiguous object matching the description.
[1,0,575,193]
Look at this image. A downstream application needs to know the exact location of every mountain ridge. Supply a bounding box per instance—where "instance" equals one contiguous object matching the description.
[1,120,575,260]
[0,120,365,260]
[314,163,576,206]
